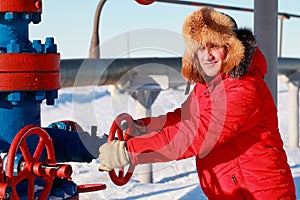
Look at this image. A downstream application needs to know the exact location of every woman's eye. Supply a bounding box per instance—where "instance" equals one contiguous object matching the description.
[196,46,205,53]
[198,46,205,51]
[208,43,218,49]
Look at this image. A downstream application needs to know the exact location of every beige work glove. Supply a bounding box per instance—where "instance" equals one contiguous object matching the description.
[98,140,130,171]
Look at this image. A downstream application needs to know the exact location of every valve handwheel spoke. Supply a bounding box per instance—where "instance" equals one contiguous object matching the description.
[6,125,56,200]
[19,140,33,163]
[27,176,35,200]
[13,168,30,184]
[108,113,136,186]
[33,138,47,159]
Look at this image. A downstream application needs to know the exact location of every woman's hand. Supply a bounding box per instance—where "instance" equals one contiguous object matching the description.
[98,140,130,171]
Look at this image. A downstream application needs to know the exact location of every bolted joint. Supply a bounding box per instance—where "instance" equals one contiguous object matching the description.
[4,12,18,20]
[44,37,57,53]
[35,91,46,102]
[7,40,21,53]
[3,12,41,24]
[45,90,58,105]
[21,13,32,21]
[6,91,58,106]
[7,92,21,105]
[31,13,41,24]
[32,40,44,53]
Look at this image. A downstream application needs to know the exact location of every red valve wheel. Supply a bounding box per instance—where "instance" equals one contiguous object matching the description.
[135,0,155,5]
[0,155,12,199]
[108,113,136,186]
[6,125,56,200]
[77,183,107,193]
[0,155,4,182]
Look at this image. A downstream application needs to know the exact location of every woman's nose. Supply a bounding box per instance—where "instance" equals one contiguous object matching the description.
[204,48,214,59]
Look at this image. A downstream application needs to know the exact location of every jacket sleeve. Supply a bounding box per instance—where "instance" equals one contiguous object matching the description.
[136,89,196,133]
[126,80,263,165]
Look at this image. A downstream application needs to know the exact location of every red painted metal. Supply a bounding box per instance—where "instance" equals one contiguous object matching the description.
[135,0,155,5]
[6,125,56,200]
[0,0,42,13]
[49,164,72,178]
[0,183,11,200]
[0,53,60,91]
[107,113,136,141]
[77,184,107,193]
[108,113,136,186]
[32,163,73,178]
[0,156,11,199]
[0,156,3,183]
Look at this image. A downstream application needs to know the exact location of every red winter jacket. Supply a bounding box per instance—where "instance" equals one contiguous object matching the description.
[126,37,296,198]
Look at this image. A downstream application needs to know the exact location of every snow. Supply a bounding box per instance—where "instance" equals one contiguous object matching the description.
[41,75,300,200]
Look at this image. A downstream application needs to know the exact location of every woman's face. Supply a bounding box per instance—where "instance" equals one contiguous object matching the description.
[196,43,227,78]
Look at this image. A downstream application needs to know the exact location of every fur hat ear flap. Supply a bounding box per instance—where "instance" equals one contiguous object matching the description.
[182,6,245,83]
[222,36,245,74]
[182,51,205,83]
[182,37,203,83]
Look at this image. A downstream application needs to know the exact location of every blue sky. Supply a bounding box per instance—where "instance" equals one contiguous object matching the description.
[29,0,300,59]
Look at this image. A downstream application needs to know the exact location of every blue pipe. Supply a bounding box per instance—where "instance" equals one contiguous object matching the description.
[0,13,36,53]
[45,128,107,163]
[0,91,58,152]
[0,10,58,151]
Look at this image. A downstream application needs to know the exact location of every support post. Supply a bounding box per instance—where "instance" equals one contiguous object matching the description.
[131,88,161,183]
[254,0,278,105]
[135,94,153,183]
[288,81,299,147]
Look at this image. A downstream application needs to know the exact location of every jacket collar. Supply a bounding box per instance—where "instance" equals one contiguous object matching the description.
[228,29,257,78]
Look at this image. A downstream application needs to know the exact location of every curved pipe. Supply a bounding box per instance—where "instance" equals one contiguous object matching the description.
[89,0,107,59]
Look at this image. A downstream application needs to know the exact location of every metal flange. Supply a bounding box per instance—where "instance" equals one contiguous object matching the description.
[0,53,60,91]
[0,0,42,13]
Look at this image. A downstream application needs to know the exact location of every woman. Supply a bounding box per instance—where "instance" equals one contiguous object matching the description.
[99,7,296,199]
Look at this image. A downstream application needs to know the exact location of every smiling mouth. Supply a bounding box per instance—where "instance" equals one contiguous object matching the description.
[204,62,216,66]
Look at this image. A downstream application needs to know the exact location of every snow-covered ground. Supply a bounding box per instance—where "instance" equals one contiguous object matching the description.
[41,75,300,200]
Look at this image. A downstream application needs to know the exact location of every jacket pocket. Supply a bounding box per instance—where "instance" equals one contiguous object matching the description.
[232,175,249,200]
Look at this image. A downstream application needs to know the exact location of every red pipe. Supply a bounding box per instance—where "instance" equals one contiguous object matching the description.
[135,0,300,18]
[77,184,107,193]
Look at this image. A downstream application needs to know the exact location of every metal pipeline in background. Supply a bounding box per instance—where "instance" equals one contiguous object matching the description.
[278,57,300,72]
[60,57,184,88]
[60,57,300,88]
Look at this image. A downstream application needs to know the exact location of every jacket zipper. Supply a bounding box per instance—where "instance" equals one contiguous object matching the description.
[232,175,247,200]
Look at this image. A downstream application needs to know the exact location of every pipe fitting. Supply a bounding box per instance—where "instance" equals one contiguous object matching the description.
[45,37,57,53]
[7,40,20,53]
[32,40,44,53]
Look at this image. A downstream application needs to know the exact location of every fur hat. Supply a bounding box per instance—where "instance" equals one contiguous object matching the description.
[182,7,246,83]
